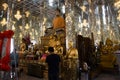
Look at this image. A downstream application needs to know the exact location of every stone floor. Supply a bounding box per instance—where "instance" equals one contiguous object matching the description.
[18,72,120,80]
[93,73,120,80]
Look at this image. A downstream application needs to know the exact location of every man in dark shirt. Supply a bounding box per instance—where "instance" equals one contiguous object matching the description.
[46,47,61,80]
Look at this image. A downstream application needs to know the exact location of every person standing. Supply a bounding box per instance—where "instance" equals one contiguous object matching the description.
[45,47,61,80]
[10,49,19,68]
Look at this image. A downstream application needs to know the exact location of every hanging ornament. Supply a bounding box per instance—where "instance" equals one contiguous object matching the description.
[80,5,86,12]
[25,11,30,17]
[117,14,120,21]
[1,18,7,26]
[2,3,8,11]
[114,0,120,9]
[25,23,30,29]
[14,10,22,20]
[12,25,15,31]
[82,19,88,27]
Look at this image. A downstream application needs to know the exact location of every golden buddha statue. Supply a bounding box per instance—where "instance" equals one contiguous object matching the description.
[66,41,78,80]
[67,41,78,59]
[100,38,117,69]
[54,40,63,55]
[20,39,26,52]
[48,35,58,47]
[53,8,65,30]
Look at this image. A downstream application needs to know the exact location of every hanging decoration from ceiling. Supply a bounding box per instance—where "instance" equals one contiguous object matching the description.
[25,11,30,17]
[1,18,7,26]
[14,10,22,20]
[2,3,8,11]
[25,23,30,30]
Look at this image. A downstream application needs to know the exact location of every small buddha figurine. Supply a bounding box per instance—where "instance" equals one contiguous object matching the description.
[67,41,78,59]
[20,38,26,52]
[49,35,58,47]
[54,40,63,55]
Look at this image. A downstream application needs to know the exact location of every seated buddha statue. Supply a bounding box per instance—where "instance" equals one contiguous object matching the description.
[52,8,65,30]
[54,40,63,55]
[99,38,117,69]
[48,35,58,47]
[45,8,65,36]
[67,41,78,59]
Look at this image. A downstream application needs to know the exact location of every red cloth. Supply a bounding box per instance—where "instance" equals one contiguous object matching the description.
[0,30,14,71]
[0,32,4,53]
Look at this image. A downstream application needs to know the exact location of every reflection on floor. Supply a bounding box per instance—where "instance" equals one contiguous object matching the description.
[19,72,120,80]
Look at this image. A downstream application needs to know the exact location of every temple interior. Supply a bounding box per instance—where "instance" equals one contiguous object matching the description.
[0,0,120,80]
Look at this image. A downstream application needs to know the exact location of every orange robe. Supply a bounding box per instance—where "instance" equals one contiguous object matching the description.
[53,16,65,29]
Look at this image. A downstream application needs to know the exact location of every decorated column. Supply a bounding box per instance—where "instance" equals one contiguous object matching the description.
[65,0,76,49]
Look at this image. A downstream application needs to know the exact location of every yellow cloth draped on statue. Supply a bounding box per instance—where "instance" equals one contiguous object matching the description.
[53,16,65,29]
